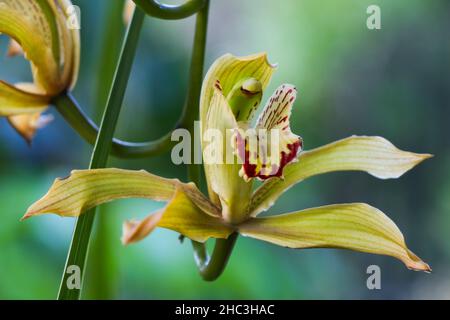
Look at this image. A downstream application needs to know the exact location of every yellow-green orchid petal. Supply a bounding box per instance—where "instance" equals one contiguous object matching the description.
[24,168,231,244]
[0,0,59,93]
[0,81,50,116]
[239,203,431,272]
[203,85,252,223]
[200,53,276,204]
[23,168,222,219]
[250,136,432,216]
[0,0,80,94]
[23,168,179,219]
[123,188,234,244]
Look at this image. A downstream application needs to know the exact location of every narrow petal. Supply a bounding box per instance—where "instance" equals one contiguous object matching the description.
[0,81,50,116]
[236,84,303,181]
[7,112,53,144]
[123,188,234,244]
[23,168,221,220]
[200,53,276,204]
[23,169,179,219]
[203,85,253,223]
[250,136,432,216]
[239,203,431,272]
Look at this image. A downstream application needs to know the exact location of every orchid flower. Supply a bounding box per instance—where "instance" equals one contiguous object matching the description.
[23,53,431,275]
[0,0,80,142]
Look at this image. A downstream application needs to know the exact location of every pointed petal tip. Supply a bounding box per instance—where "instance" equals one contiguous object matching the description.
[20,213,32,221]
[405,250,432,273]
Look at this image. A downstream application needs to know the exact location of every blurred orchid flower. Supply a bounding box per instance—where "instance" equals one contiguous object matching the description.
[24,53,432,273]
[0,0,80,142]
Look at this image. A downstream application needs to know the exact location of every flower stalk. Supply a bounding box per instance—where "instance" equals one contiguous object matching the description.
[57,8,146,300]
[132,0,206,20]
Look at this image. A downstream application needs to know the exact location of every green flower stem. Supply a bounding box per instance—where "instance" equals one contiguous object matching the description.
[57,8,145,300]
[53,93,174,158]
[181,0,237,281]
[132,0,206,20]
[192,234,239,281]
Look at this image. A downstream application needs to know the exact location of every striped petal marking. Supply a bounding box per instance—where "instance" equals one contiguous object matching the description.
[236,84,303,181]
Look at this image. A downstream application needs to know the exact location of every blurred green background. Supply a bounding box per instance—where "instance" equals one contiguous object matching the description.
[0,0,448,299]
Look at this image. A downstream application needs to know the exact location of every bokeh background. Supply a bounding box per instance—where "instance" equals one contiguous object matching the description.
[0,0,449,299]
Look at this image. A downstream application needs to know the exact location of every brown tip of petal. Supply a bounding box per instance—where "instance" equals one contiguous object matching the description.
[121,211,163,245]
[121,220,140,245]
[20,212,32,221]
[405,249,432,273]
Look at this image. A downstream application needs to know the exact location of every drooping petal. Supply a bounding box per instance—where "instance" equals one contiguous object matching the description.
[0,81,50,116]
[0,0,61,93]
[122,188,234,244]
[23,168,221,220]
[203,84,253,223]
[236,84,303,181]
[200,53,276,204]
[7,112,53,144]
[249,136,432,216]
[122,211,163,245]
[239,203,431,272]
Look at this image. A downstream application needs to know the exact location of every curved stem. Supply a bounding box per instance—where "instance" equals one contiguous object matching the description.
[57,8,145,300]
[132,0,206,20]
[192,233,239,281]
[53,93,175,158]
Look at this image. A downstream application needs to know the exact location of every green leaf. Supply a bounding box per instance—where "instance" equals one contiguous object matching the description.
[250,136,432,216]
[239,203,431,272]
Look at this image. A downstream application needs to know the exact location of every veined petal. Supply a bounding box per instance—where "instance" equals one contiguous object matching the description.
[24,169,178,219]
[203,85,253,223]
[200,53,276,203]
[23,168,221,220]
[8,112,53,144]
[0,81,50,116]
[239,203,431,272]
[0,0,61,93]
[237,84,303,181]
[250,136,432,216]
[123,188,234,244]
